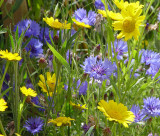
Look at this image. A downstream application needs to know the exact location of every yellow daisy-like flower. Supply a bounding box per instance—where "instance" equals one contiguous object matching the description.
[72,19,91,29]
[38,72,59,96]
[20,86,37,97]
[70,101,88,110]
[43,17,71,29]
[0,50,22,61]
[48,117,75,127]
[108,3,145,41]
[0,134,4,136]
[97,100,135,128]
[0,98,8,112]
[97,10,107,18]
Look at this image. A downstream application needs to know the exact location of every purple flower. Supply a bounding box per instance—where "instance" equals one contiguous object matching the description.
[81,56,116,81]
[26,79,34,89]
[95,0,105,10]
[112,40,128,60]
[130,105,145,122]
[14,19,40,37]
[74,8,97,26]
[39,27,54,44]
[23,117,44,135]
[25,38,43,57]
[79,81,88,95]
[148,133,159,136]
[142,97,160,118]
[158,12,160,22]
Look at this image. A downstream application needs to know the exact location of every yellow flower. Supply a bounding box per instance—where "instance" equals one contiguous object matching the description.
[48,117,75,127]
[108,3,145,41]
[43,17,71,29]
[97,10,107,18]
[38,72,58,96]
[70,101,88,110]
[20,86,37,97]
[15,133,21,136]
[72,19,91,29]
[0,98,8,112]
[0,134,4,136]
[97,100,135,128]
[0,50,22,61]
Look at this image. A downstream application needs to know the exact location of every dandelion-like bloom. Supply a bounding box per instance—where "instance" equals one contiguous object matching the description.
[108,2,145,41]
[23,117,44,135]
[98,100,135,127]
[0,50,22,61]
[38,72,59,96]
[43,17,71,29]
[158,12,160,22]
[0,98,8,111]
[130,105,145,122]
[20,86,37,97]
[48,117,75,127]
[14,19,40,37]
[81,56,116,81]
[142,97,160,119]
[70,101,88,110]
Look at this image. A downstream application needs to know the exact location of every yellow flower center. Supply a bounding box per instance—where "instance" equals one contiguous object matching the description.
[109,110,122,120]
[123,17,135,33]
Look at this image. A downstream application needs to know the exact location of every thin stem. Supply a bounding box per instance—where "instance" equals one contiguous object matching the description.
[0,117,6,136]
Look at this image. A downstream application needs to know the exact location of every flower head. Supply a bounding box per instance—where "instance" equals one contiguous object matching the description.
[81,56,116,81]
[23,117,44,135]
[20,86,37,97]
[43,17,71,29]
[98,100,135,127]
[0,98,8,112]
[25,38,43,58]
[0,50,22,61]
[48,117,75,127]
[14,19,40,37]
[108,2,145,41]
[130,105,145,122]
[79,81,88,95]
[95,0,105,10]
[70,101,88,110]
[142,97,160,118]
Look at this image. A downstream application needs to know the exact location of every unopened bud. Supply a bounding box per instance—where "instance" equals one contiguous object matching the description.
[38,57,48,68]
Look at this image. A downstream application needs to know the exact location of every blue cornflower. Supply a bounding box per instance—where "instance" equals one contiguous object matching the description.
[142,97,160,119]
[95,0,105,10]
[39,27,54,44]
[23,117,44,135]
[26,79,34,89]
[25,38,43,57]
[79,81,88,95]
[81,56,116,81]
[74,8,97,26]
[130,105,145,122]
[14,19,40,37]
[158,12,160,22]
[112,40,128,60]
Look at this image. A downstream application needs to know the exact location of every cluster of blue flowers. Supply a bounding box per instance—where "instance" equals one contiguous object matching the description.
[74,8,97,26]
[131,97,160,122]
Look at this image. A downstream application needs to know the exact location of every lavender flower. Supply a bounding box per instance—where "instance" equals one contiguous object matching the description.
[14,19,40,37]
[79,81,88,95]
[74,8,97,26]
[31,96,45,112]
[81,56,116,81]
[26,79,34,89]
[142,97,160,119]
[158,12,160,22]
[23,117,44,135]
[25,38,43,57]
[130,105,145,122]
[95,0,105,10]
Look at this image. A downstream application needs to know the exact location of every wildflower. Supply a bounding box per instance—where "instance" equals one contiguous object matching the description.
[70,101,88,110]
[157,11,160,22]
[43,17,71,29]
[98,100,135,127]
[79,81,88,95]
[14,19,40,37]
[97,10,107,18]
[142,97,160,118]
[81,56,116,81]
[108,2,145,41]
[23,117,44,135]
[0,98,8,111]
[0,50,22,61]
[26,79,34,89]
[148,133,159,136]
[38,72,58,96]
[48,117,75,126]
[95,0,105,10]
[25,38,43,58]
[20,86,37,97]
[130,105,145,122]
[72,8,97,28]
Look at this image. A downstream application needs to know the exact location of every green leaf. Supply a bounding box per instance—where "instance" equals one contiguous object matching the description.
[0,0,4,8]
[54,3,61,18]
[47,42,70,72]
[86,126,95,136]
[0,87,11,99]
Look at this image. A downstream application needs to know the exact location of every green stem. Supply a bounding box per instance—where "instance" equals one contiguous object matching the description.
[0,117,6,136]
[0,61,10,94]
